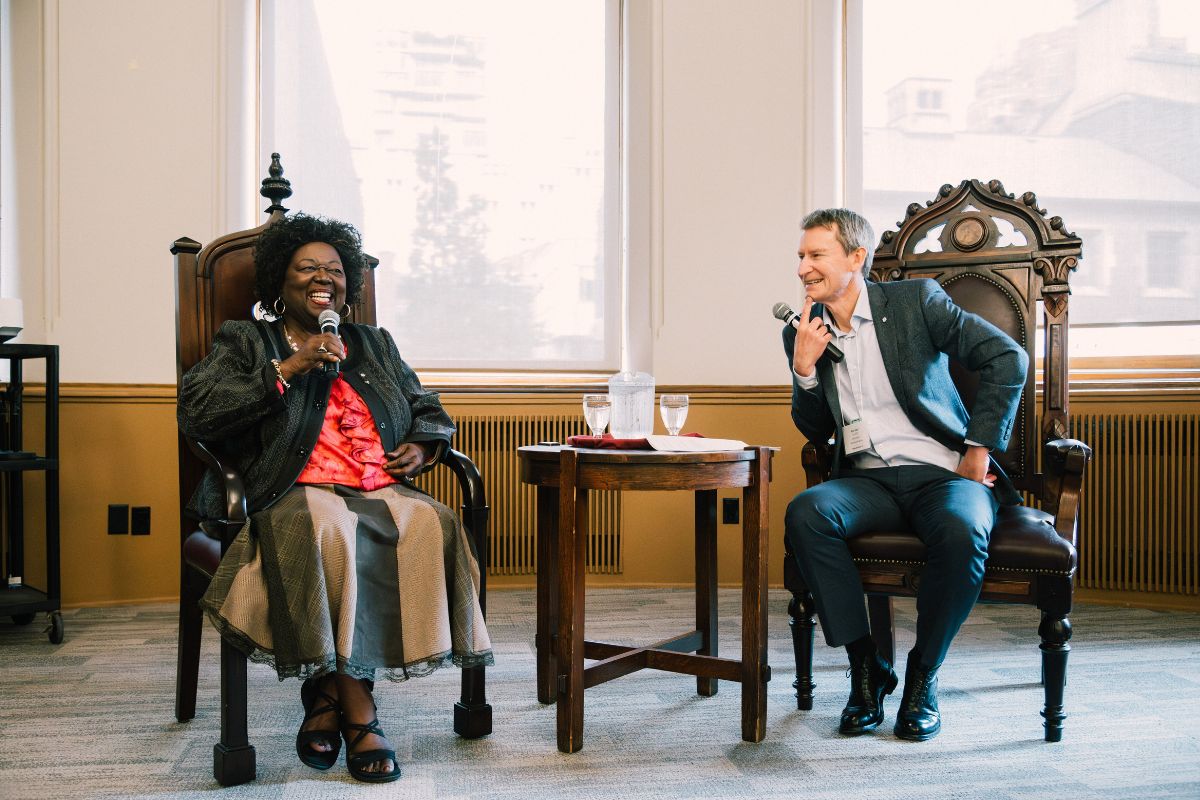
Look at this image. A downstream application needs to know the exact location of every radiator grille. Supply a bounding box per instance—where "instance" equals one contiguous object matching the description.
[410,408,1197,592]
[413,415,622,576]
[1072,411,1199,595]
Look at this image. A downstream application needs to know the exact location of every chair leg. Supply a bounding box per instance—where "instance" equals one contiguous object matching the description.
[455,664,493,739]
[213,637,255,786]
[455,502,492,738]
[1039,612,1072,743]
[788,591,817,710]
[867,594,895,666]
[175,565,204,723]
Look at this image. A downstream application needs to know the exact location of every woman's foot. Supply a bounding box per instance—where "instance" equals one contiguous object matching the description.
[336,675,400,782]
[296,674,341,769]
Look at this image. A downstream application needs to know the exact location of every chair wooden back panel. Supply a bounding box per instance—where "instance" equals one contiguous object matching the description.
[870,179,1082,497]
[176,224,379,379]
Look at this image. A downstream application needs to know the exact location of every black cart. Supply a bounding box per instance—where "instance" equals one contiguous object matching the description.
[0,344,62,643]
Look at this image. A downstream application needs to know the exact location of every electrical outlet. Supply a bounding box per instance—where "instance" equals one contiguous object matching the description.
[108,504,129,535]
[722,497,739,525]
[131,506,151,535]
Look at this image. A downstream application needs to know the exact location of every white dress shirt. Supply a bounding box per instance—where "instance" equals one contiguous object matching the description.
[795,288,966,472]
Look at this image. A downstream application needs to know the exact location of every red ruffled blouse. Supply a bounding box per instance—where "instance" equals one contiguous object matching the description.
[295,375,398,491]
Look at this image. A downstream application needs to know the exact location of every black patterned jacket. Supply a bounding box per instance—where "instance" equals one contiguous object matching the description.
[178,320,455,519]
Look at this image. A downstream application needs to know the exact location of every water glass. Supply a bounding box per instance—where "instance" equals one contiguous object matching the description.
[659,394,689,436]
[582,394,612,437]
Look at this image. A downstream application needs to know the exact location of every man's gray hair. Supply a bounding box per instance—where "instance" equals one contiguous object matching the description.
[801,208,876,278]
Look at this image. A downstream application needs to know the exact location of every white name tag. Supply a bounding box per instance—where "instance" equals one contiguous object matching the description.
[842,418,871,455]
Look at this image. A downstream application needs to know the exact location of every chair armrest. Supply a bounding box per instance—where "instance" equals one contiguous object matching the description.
[438,449,489,594]
[440,447,487,513]
[1043,437,1092,545]
[185,437,248,538]
[801,441,834,487]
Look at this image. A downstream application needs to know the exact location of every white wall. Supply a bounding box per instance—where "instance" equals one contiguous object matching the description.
[7,0,837,386]
[648,0,810,385]
[8,0,227,383]
[3,0,46,350]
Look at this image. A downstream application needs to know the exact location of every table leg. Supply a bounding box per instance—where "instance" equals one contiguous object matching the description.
[557,449,587,753]
[695,489,718,697]
[740,447,770,743]
[535,485,560,705]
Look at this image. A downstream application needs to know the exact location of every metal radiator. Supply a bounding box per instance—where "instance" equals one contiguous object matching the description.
[413,415,622,576]
[412,407,1197,594]
[1072,411,1198,595]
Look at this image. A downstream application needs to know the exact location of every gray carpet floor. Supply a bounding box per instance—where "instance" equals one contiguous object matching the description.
[0,588,1198,799]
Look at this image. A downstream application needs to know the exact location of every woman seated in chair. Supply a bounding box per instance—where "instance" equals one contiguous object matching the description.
[178,213,492,783]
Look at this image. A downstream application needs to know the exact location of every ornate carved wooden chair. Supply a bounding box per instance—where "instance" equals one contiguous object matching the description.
[784,179,1092,741]
[172,155,492,786]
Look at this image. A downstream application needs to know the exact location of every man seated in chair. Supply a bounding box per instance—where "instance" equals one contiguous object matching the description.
[781,208,1027,741]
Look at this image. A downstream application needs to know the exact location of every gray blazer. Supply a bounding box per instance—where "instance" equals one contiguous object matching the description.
[783,279,1027,505]
[178,320,455,519]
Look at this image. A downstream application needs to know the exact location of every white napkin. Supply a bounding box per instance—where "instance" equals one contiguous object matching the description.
[645,435,748,452]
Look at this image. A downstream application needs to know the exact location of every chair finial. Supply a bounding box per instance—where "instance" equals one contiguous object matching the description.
[261,153,292,215]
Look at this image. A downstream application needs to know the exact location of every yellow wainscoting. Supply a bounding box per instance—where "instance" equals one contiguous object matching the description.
[10,385,181,608]
[8,384,1199,610]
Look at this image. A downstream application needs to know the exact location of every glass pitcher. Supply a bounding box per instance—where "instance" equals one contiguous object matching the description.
[607,371,655,438]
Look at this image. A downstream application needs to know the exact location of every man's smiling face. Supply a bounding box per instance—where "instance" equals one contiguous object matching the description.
[796,223,866,306]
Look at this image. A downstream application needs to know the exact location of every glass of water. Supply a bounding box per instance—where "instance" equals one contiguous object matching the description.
[582,394,612,437]
[659,394,689,436]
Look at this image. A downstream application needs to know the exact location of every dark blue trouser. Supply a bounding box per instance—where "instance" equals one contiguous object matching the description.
[784,465,998,669]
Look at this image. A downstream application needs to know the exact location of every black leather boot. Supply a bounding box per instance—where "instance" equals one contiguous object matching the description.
[894,653,941,741]
[839,651,898,735]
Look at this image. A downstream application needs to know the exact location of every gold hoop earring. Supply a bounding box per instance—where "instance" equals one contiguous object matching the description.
[341,303,351,317]
[273,297,286,316]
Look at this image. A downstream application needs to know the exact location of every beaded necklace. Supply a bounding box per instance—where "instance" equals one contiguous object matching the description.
[281,322,344,355]
[282,325,301,353]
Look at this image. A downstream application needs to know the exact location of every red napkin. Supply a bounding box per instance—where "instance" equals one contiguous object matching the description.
[565,432,702,449]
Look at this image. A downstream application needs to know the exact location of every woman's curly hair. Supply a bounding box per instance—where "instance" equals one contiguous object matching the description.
[253,213,368,310]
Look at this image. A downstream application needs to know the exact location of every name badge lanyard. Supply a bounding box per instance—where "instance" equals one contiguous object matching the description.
[832,319,872,456]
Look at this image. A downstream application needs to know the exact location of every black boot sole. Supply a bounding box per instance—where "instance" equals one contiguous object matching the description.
[893,721,941,741]
[839,717,885,735]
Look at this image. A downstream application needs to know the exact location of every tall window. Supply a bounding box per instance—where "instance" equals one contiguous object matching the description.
[261,0,619,371]
[859,0,1200,360]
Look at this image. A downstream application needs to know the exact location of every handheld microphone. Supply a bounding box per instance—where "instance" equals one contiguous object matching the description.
[772,301,844,363]
[317,309,340,376]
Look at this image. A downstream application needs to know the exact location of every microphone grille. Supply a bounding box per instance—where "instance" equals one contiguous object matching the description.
[771,302,793,322]
[317,309,341,328]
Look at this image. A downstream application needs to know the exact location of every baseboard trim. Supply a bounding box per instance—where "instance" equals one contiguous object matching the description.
[1074,588,1200,612]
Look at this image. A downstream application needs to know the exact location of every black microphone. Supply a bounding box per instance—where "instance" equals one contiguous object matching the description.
[772,301,844,363]
[318,309,340,376]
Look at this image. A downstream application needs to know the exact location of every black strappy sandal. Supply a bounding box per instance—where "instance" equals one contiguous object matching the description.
[295,677,342,770]
[342,716,401,783]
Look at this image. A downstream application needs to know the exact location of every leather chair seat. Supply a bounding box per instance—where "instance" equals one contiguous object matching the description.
[183,525,223,578]
[848,504,1077,574]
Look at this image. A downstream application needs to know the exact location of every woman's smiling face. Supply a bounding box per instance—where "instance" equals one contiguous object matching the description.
[280,241,347,330]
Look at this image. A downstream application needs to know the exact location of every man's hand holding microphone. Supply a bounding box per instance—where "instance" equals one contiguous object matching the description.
[776,297,840,378]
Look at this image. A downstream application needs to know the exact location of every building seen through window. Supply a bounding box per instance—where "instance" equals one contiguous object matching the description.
[262,0,617,370]
[862,0,1200,358]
